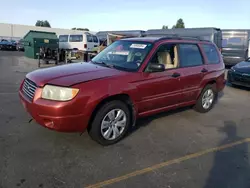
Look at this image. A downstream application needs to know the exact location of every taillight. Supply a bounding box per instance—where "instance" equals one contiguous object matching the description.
[84,44,87,48]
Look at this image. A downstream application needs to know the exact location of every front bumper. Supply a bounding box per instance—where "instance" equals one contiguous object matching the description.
[19,89,89,132]
[228,70,250,88]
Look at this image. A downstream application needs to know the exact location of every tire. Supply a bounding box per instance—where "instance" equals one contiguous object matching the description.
[89,100,131,145]
[194,84,217,113]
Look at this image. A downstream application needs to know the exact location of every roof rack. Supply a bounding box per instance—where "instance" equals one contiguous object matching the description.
[154,35,211,42]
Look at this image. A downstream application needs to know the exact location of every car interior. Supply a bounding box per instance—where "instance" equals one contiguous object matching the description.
[148,44,178,71]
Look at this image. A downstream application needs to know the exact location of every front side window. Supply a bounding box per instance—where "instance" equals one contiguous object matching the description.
[179,44,203,67]
[59,35,68,42]
[201,44,220,64]
[69,35,83,42]
[92,40,153,72]
[146,43,179,72]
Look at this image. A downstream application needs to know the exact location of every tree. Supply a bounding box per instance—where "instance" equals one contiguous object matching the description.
[172,18,185,29]
[35,20,43,27]
[35,20,51,28]
[71,28,89,31]
[162,25,168,29]
[43,20,51,28]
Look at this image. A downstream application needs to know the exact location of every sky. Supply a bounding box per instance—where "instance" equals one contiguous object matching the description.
[1,0,249,31]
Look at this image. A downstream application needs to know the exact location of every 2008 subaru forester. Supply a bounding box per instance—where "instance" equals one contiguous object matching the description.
[19,37,226,145]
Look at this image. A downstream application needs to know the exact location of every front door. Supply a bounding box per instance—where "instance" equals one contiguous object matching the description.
[136,43,182,114]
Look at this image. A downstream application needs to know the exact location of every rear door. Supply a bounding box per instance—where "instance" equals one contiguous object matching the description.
[177,43,206,103]
[93,35,99,47]
[86,34,94,51]
[69,34,83,50]
[222,31,248,62]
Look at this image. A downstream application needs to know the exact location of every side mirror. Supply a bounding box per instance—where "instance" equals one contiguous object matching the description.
[148,63,165,72]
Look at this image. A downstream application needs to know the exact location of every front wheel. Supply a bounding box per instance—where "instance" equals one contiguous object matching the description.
[89,100,131,145]
[194,85,217,113]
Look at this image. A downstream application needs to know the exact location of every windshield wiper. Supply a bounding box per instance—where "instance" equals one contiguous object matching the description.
[91,60,114,68]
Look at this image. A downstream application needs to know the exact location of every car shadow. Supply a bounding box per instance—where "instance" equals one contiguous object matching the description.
[129,91,224,135]
[204,121,250,188]
[129,106,192,134]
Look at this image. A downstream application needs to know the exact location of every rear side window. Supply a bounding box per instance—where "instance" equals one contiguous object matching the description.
[93,36,98,43]
[201,44,220,64]
[179,44,203,67]
[87,35,93,42]
[59,35,68,42]
[69,35,83,42]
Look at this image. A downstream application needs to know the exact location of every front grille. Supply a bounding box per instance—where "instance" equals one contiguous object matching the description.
[22,79,37,100]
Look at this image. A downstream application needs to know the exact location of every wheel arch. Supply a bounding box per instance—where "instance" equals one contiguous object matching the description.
[197,80,217,100]
[87,94,136,132]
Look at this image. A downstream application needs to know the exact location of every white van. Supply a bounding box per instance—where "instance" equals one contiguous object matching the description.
[59,33,99,52]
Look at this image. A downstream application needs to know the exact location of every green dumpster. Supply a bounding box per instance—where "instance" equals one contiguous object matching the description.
[23,30,59,59]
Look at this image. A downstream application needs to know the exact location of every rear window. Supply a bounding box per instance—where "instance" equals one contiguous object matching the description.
[59,35,68,42]
[179,44,203,67]
[222,36,245,48]
[69,35,83,42]
[87,35,93,42]
[201,44,220,64]
[93,36,98,43]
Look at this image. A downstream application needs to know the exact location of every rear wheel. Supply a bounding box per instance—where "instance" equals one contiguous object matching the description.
[194,85,217,113]
[89,100,131,145]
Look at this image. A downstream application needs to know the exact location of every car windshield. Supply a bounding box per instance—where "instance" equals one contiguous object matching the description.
[91,40,153,72]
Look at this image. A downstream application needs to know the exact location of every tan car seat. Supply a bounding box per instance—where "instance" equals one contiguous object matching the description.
[173,46,179,68]
[157,51,174,69]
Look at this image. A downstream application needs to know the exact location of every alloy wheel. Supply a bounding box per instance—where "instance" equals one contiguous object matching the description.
[101,109,127,140]
[202,89,214,109]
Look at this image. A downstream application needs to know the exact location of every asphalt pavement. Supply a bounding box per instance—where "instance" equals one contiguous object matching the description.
[1,51,250,188]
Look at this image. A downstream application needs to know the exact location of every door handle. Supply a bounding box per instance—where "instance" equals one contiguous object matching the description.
[171,72,181,78]
[201,68,208,73]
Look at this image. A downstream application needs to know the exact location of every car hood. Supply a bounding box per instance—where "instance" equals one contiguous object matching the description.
[26,62,126,87]
[234,61,250,73]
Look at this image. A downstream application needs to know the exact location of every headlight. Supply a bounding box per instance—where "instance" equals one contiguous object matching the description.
[42,85,79,101]
[231,66,235,72]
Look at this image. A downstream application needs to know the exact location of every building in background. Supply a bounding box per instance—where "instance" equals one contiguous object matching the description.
[0,23,96,41]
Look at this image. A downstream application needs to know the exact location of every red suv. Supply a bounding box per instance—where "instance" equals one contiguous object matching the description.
[19,37,226,145]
